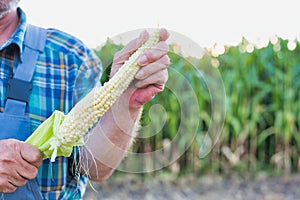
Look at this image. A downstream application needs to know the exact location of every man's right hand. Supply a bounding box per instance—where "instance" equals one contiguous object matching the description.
[0,139,42,193]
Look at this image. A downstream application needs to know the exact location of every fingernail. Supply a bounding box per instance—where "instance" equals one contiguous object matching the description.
[138,55,148,65]
[135,70,144,79]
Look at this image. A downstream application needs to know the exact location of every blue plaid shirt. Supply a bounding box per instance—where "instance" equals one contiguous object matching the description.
[0,8,102,199]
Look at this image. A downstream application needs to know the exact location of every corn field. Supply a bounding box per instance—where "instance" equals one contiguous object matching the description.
[93,36,300,176]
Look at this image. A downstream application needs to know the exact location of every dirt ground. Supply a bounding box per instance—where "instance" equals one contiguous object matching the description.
[83,173,300,200]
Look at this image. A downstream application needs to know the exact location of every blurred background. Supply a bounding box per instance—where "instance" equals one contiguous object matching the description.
[20,0,300,199]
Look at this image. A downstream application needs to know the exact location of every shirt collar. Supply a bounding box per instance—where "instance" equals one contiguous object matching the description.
[0,7,27,62]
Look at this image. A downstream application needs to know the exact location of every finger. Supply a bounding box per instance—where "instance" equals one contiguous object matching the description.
[113,30,149,63]
[15,161,38,180]
[129,85,165,108]
[135,69,168,88]
[159,28,170,41]
[0,181,17,193]
[137,41,169,66]
[0,140,39,180]
[135,55,170,80]
[114,28,169,63]
[4,156,39,181]
[0,164,28,186]
[20,143,43,168]
[8,173,27,187]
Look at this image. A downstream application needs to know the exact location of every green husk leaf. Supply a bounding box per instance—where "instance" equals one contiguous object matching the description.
[25,110,73,161]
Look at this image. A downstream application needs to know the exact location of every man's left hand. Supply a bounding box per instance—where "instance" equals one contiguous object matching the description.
[111,28,170,109]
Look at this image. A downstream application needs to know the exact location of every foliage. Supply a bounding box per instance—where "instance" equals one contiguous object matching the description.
[93,36,300,175]
[94,38,123,84]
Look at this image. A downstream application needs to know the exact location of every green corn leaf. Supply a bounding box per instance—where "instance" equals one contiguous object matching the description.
[25,110,74,162]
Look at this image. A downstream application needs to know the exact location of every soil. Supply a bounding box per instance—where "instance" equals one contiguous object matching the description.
[83,173,300,200]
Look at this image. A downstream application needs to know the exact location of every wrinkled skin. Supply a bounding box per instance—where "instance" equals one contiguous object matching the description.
[111,28,170,109]
[0,139,42,193]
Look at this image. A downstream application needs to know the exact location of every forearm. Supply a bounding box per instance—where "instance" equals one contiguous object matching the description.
[79,98,142,182]
[77,28,169,181]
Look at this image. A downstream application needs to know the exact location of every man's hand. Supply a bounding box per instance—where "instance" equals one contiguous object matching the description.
[0,139,42,193]
[111,28,170,109]
[79,29,170,181]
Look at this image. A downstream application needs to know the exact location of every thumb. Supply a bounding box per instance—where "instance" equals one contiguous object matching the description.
[122,30,149,55]
[20,143,43,168]
[113,30,149,66]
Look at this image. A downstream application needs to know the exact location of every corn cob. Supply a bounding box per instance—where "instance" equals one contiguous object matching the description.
[26,30,160,162]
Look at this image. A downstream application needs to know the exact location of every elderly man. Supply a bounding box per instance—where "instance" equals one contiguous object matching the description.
[0,0,169,199]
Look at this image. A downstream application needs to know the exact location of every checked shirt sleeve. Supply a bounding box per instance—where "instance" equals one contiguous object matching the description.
[72,47,103,105]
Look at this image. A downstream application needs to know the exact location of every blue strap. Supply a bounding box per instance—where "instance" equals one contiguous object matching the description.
[15,24,47,81]
[4,100,26,115]
[24,24,47,52]
[4,25,47,115]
